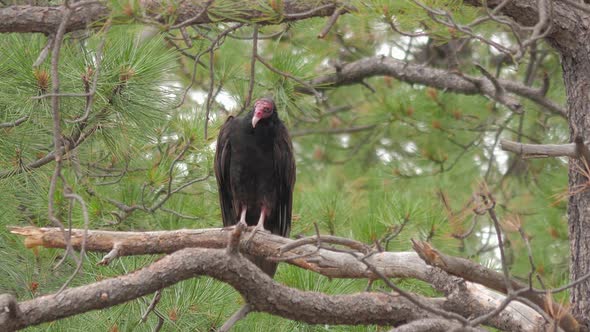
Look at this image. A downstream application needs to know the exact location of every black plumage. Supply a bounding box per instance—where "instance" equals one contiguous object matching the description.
[214,98,296,276]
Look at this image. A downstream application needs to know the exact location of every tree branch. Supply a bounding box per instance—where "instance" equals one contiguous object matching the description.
[500,139,577,158]
[7,226,548,332]
[301,56,566,117]
[0,1,343,35]
[412,240,579,332]
[0,247,447,331]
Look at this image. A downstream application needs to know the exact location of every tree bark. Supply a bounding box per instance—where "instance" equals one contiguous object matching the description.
[464,1,590,328]
[0,1,341,34]
[564,43,590,329]
[6,226,547,332]
[0,247,444,331]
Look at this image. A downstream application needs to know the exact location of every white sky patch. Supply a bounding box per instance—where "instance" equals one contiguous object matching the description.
[175,161,189,177]
[483,133,509,174]
[216,90,237,109]
[475,225,502,270]
[208,141,217,154]
[162,82,182,100]
[161,133,179,144]
[189,90,207,104]
[381,138,392,146]
[375,35,429,60]
[377,148,393,163]
[189,89,237,111]
[403,141,417,154]
[494,145,509,174]
[489,32,511,56]
[340,134,350,148]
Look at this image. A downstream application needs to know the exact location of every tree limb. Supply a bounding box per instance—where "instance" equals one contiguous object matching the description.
[301,56,566,117]
[0,1,343,35]
[7,226,548,332]
[500,139,577,158]
[412,240,579,332]
[0,247,446,331]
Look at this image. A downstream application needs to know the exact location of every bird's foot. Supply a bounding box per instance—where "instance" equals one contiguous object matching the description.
[246,222,268,243]
[236,219,248,229]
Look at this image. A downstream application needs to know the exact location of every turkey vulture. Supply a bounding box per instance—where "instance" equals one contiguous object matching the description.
[214,97,296,276]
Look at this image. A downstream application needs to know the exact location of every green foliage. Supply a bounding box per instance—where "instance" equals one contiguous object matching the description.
[0,1,572,330]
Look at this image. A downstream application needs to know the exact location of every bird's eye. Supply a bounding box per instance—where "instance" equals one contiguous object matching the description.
[264,107,271,113]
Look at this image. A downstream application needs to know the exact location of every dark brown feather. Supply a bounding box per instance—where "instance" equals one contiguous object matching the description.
[214,106,295,276]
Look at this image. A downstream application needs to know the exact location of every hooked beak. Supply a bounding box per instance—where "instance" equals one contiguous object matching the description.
[252,111,263,128]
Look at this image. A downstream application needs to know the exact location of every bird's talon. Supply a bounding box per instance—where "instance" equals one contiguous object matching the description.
[246,224,266,243]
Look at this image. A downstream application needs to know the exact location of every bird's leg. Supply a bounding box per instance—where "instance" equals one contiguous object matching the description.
[246,206,268,242]
[237,206,247,228]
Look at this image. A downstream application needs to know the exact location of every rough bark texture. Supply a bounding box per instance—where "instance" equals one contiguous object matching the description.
[387,318,484,332]
[0,1,340,34]
[7,226,546,332]
[0,248,440,331]
[564,45,590,329]
[464,0,590,328]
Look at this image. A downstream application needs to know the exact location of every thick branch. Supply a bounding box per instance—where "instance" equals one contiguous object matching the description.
[0,248,443,330]
[8,226,547,332]
[302,56,565,117]
[0,1,342,35]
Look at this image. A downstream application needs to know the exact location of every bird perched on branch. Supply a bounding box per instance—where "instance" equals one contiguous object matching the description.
[214,97,296,276]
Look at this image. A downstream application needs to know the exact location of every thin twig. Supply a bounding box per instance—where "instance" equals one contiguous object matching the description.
[141,290,162,322]
[33,35,54,67]
[58,192,90,293]
[47,2,74,268]
[68,22,111,124]
[0,116,29,128]
[242,24,258,115]
[317,7,343,39]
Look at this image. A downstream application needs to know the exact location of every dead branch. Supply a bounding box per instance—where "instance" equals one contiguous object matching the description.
[7,226,548,332]
[412,240,579,332]
[500,139,577,158]
[0,116,29,128]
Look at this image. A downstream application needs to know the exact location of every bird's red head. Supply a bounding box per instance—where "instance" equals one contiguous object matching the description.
[252,98,275,128]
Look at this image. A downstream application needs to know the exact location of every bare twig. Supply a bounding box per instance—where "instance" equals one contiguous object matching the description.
[47,2,75,270]
[68,22,110,124]
[291,124,377,137]
[58,192,90,293]
[33,35,54,67]
[242,24,258,114]
[141,290,162,322]
[0,116,29,128]
[317,6,343,39]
